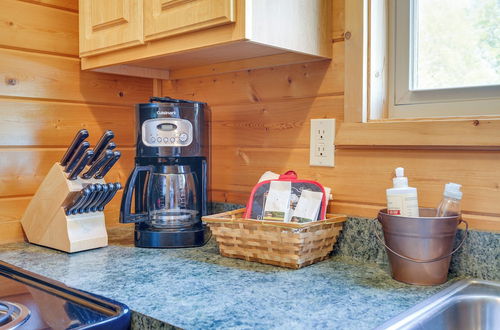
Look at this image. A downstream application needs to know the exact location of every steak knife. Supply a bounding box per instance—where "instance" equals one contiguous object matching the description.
[90,184,109,212]
[90,130,114,164]
[68,149,94,180]
[65,188,91,215]
[85,184,104,213]
[72,185,96,215]
[99,182,122,212]
[81,150,113,179]
[64,141,90,173]
[60,129,89,166]
[79,184,101,213]
[94,151,121,179]
[96,183,115,212]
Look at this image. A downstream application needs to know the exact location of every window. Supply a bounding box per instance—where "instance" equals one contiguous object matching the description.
[389,0,500,118]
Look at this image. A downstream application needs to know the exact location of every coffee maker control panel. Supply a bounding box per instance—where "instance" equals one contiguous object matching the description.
[142,118,193,147]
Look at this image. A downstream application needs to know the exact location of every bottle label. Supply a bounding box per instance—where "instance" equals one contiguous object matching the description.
[387,194,419,217]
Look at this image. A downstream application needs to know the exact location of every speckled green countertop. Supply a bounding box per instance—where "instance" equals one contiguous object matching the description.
[0,226,459,330]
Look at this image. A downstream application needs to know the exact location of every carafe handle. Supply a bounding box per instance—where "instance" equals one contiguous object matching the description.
[120,165,154,223]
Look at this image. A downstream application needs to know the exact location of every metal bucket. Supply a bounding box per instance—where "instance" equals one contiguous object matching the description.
[376,208,468,286]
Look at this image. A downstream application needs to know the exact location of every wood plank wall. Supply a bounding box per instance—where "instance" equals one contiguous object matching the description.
[0,0,152,243]
[162,0,500,231]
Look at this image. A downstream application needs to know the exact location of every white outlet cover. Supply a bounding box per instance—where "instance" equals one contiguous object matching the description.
[310,119,335,167]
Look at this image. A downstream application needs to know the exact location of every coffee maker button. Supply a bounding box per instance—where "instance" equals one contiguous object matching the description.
[163,137,169,143]
[157,137,162,143]
[179,133,188,142]
[170,137,176,143]
[150,137,156,143]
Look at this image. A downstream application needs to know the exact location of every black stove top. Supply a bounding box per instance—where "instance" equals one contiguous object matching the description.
[0,261,130,329]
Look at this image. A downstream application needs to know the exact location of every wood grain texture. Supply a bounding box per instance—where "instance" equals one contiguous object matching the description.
[19,0,79,12]
[0,0,78,56]
[0,99,135,146]
[0,48,151,105]
[210,96,343,148]
[337,119,500,148]
[162,42,343,105]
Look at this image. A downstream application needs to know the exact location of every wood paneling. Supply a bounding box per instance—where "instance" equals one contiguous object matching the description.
[163,43,343,105]
[164,0,500,231]
[0,99,135,146]
[211,96,343,148]
[0,0,78,56]
[19,0,79,12]
[0,48,151,105]
[0,0,152,243]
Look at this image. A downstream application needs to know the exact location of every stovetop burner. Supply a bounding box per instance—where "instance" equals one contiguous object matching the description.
[0,301,30,329]
[0,261,130,329]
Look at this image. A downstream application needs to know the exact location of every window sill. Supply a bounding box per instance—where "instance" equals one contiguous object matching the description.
[336,117,500,151]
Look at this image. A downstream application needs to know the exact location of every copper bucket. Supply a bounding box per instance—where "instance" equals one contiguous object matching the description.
[376,208,468,286]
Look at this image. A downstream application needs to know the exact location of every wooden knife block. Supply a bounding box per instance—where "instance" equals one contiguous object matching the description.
[20,163,108,253]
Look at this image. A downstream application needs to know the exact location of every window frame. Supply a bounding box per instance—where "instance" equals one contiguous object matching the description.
[389,0,500,119]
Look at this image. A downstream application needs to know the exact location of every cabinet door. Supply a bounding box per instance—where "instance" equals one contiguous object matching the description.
[79,0,143,56]
[144,0,235,42]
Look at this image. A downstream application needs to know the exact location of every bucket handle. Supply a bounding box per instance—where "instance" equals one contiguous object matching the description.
[373,218,468,264]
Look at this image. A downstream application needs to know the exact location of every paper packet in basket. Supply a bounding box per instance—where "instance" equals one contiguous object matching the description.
[244,171,327,221]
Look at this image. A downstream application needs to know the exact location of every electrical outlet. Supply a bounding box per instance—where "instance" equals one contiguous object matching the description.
[310,119,335,167]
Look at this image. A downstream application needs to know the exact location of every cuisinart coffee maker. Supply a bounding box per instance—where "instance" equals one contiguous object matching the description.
[120,97,209,248]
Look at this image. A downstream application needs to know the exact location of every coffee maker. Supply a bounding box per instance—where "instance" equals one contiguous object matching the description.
[120,97,209,248]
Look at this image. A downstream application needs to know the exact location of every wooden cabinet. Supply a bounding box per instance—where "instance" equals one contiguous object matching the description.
[79,0,143,56]
[144,0,235,41]
[79,0,332,80]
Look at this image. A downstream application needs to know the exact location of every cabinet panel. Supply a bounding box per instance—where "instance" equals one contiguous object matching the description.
[79,0,143,56]
[144,0,235,41]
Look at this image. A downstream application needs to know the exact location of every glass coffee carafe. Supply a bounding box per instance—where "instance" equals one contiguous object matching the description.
[120,164,201,229]
[148,165,199,229]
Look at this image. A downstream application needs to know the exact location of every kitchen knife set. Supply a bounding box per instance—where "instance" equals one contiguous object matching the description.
[20,129,121,253]
[60,129,120,181]
[65,182,122,216]
[61,129,122,216]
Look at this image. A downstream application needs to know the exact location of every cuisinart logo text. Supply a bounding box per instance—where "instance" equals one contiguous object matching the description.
[157,110,176,115]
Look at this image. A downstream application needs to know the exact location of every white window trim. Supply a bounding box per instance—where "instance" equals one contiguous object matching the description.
[389,0,500,119]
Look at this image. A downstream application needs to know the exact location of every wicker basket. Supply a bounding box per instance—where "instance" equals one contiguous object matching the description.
[202,208,346,269]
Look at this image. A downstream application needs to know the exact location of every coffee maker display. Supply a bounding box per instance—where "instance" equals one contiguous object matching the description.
[120,97,209,248]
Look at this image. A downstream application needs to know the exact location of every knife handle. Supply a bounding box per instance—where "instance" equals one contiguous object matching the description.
[99,183,122,212]
[68,150,94,180]
[60,129,89,166]
[81,150,113,179]
[106,142,116,151]
[90,130,114,164]
[66,188,91,215]
[64,141,90,173]
[94,151,121,179]
[83,184,103,213]
[91,184,109,212]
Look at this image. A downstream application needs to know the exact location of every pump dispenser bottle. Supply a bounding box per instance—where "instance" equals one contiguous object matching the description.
[386,167,419,217]
[436,183,462,217]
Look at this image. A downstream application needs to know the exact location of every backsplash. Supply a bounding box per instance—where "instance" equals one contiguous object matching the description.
[210,202,500,281]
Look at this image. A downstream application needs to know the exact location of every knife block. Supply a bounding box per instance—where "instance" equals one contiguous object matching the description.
[20,163,108,253]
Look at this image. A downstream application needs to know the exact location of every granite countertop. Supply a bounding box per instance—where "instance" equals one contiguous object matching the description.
[0,227,457,330]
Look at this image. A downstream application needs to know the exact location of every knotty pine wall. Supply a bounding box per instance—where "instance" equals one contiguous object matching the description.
[0,0,152,243]
[163,0,500,231]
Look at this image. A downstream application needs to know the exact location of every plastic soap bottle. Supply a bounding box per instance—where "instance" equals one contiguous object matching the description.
[436,183,462,217]
[386,167,419,217]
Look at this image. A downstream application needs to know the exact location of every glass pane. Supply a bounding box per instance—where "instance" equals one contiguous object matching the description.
[413,0,500,90]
